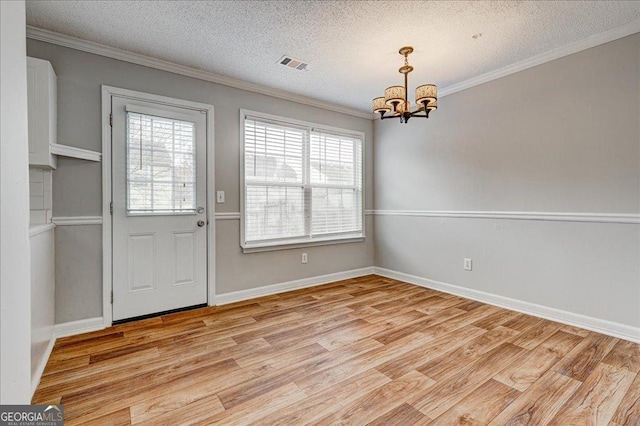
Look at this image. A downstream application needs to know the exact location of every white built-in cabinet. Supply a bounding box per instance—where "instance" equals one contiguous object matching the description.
[27,57,101,169]
[27,57,57,169]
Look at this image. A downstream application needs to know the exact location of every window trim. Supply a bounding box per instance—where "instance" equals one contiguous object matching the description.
[240,109,365,253]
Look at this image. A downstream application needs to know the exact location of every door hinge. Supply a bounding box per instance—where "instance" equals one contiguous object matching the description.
[110,201,113,215]
[109,113,113,127]
[110,290,113,304]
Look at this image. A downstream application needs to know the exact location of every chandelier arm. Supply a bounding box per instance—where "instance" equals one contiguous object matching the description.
[410,103,432,118]
[408,111,430,118]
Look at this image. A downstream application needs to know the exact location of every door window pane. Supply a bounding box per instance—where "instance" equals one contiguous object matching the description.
[126,112,196,214]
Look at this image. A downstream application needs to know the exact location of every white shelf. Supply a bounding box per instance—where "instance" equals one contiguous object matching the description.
[50,144,101,162]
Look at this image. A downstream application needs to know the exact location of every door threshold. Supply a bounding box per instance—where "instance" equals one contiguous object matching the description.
[112,303,208,325]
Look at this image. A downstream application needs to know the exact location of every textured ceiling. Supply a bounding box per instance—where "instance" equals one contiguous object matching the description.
[26,1,640,113]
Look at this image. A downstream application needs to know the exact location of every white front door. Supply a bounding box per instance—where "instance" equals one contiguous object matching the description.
[111,96,208,321]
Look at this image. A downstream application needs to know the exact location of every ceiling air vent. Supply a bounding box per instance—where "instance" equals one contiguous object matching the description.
[277,55,309,71]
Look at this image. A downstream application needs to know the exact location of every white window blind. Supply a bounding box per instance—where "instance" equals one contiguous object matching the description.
[310,130,362,237]
[242,112,364,249]
[126,112,196,214]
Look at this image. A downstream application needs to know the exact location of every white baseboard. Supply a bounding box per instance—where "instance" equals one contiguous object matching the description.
[31,317,105,399]
[215,267,376,305]
[31,266,372,398]
[50,268,375,337]
[30,266,637,400]
[31,336,56,395]
[53,317,105,339]
[374,267,640,343]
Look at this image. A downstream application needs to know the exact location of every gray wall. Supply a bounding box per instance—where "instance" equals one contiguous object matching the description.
[28,34,639,329]
[374,34,640,328]
[27,40,374,323]
[54,224,102,323]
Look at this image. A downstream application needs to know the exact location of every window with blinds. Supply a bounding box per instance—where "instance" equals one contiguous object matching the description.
[242,111,364,249]
[126,112,196,215]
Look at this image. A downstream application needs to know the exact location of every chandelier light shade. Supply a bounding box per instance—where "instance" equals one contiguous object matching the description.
[372,97,390,113]
[415,84,438,106]
[373,46,438,123]
[384,86,406,106]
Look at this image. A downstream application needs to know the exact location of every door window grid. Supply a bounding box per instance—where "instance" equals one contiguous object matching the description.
[126,112,196,214]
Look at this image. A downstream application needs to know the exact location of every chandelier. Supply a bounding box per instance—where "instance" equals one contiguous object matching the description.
[372,46,437,123]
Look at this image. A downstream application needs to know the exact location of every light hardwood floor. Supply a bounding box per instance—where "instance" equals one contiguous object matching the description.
[33,275,640,425]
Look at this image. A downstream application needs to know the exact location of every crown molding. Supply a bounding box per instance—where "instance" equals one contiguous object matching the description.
[439,20,640,98]
[27,21,639,119]
[25,26,373,120]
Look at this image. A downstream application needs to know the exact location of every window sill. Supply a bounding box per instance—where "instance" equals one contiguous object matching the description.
[242,235,366,253]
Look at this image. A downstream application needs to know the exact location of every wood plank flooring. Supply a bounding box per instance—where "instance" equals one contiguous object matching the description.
[32,275,640,425]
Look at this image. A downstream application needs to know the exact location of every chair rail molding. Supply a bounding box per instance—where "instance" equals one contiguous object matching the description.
[52,216,103,226]
[369,209,640,224]
[215,212,241,220]
[29,223,56,237]
[216,211,374,220]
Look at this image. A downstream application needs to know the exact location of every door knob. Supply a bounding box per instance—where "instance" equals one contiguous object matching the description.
[197,220,205,227]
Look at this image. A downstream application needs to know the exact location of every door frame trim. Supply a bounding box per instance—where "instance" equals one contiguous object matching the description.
[101,85,216,327]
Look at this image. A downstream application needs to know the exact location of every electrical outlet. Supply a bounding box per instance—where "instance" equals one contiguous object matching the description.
[216,191,225,203]
[464,258,472,271]
[301,253,308,264]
